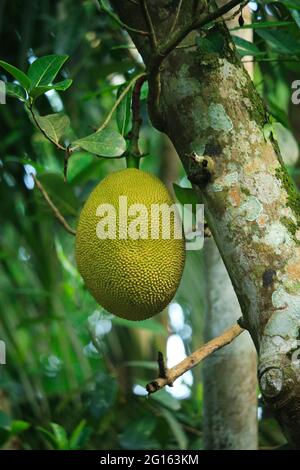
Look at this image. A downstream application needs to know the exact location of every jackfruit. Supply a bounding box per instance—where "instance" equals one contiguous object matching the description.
[75,168,185,320]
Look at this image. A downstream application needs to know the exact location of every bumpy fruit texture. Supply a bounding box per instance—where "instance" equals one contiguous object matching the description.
[75,168,186,320]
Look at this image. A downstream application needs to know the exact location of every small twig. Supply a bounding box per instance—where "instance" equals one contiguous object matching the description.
[148,68,164,131]
[147,1,248,130]
[141,0,158,50]
[146,323,244,394]
[97,0,150,36]
[127,74,147,157]
[157,351,168,379]
[181,423,202,437]
[32,174,76,236]
[96,72,147,133]
[150,0,249,73]
[28,104,66,151]
[170,0,183,35]
[216,0,249,25]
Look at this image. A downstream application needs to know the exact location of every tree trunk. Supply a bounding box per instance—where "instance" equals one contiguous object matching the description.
[203,3,257,450]
[203,238,258,449]
[110,1,300,447]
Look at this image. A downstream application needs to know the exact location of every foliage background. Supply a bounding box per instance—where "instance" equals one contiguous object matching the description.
[0,0,299,449]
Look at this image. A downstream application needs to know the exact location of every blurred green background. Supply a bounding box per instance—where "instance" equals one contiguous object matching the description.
[0,0,300,450]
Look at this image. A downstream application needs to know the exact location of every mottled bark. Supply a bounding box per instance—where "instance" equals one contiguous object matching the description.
[203,3,257,450]
[110,1,300,447]
[203,239,258,449]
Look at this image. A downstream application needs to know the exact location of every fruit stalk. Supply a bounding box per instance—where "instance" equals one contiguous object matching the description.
[126,74,147,169]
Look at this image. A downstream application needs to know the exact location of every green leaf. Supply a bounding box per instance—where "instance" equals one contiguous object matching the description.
[11,420,30,434]
[69,420,91,450]
[233,36,267,58]
[36,426,57,447]
[263,122,274,141]
[237,50,266,59]
[68,158,106,185]
[67,151,94,182]
[290,8,300,28]
[5,82,27,101]
[173,184,198,207]
[280,1,300,10]
[34,113,70,145]
[232,36,261,55]
[27,55,69,90]
[160,408,188,450]
[118,416,159,450]
[230,21,295,31]
[30,79,73,99]
[140,81,149,100]
[150,389,181,411]
[72,129,126,157]
[50,423,69,450]
[116,83,132,136]
[0,60,31,89]
[47,78,72,91]
[256,30,300,54]
[196,29,225,54]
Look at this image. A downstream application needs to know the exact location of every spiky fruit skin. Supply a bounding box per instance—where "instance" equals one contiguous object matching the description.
[75,168,186,320]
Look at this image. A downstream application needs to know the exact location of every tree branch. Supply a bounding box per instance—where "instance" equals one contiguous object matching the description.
[220,0,249,24]
[170,0,183,35]
[140,0,158,50]
[146,323,244,394]
[127,74,147,157]
[96,0,150,36]
[150,0,249,73]
[32,174,76,236]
